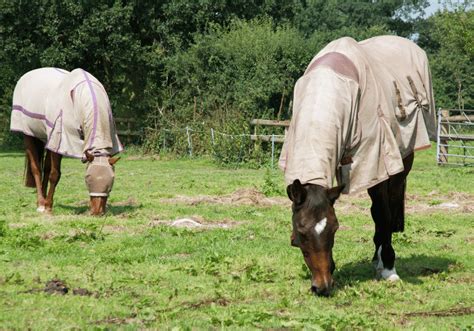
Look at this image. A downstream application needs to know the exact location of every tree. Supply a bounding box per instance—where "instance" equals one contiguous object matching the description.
[419,8,473,109]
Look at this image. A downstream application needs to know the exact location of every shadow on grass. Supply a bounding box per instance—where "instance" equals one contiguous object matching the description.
[0,152,24,158]
[56,201,141,216]
[334,254,456,288]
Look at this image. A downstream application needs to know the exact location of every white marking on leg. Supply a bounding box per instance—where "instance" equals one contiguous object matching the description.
[381,268,400,281]
[37,205,46,213]
[375,246,383,272]
[375,246,400,281]
[314,217,327,235]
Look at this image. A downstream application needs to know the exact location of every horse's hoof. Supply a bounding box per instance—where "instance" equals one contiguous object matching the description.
[380,268,400,282]
[36,205,46,213]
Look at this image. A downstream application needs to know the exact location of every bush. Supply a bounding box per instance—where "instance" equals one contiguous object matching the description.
[143,18,309,163]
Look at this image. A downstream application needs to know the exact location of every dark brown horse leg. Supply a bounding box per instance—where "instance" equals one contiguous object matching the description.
[44,152,62,212]
[42,150,52,198]
[24,135,46,211]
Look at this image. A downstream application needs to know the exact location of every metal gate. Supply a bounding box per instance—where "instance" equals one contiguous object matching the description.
[436,108,474,166]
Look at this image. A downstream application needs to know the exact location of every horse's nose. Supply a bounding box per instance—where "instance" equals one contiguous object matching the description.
[311,284,331,297]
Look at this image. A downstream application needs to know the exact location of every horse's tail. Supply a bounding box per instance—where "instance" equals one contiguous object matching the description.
[24,137,45,188]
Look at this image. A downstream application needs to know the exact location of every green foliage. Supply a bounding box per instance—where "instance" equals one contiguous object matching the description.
[164,18,308,121]
[0,0,472,163]
[261,168,285,197]
[0,220,6,237]
[421,9,473,109]
[293,0,428,37]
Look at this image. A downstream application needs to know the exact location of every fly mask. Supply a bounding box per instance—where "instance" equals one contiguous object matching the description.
[85,156,115,197]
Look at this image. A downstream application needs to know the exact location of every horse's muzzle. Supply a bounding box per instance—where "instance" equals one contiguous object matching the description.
[311,285,331,297]
[90,196,107,215]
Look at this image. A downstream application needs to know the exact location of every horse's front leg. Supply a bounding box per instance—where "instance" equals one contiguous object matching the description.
[24,135,46,212]
[44,152,62,212]
[368,181,399,281]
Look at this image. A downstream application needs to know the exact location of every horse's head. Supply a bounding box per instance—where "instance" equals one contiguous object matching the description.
[84,151,120,215]
[287,180,344,297]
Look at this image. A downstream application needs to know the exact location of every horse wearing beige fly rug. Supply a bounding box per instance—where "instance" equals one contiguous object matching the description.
[11,68,123,215]
[279,36,436,296]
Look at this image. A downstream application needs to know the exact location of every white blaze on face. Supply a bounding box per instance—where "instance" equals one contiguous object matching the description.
[314,217,327,235]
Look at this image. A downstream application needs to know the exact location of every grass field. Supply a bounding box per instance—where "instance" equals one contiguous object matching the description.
[0,147,473,329]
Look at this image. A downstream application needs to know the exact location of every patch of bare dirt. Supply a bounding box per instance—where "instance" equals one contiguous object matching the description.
[161,186,473,214]
[149,215,241,230]
[338,191,474,215]
[403,306,474,318]
[72,287,97,297]
[40,231,58,240]
[161,188,290,207]
[8,223,27,229]
[24,279,99,297]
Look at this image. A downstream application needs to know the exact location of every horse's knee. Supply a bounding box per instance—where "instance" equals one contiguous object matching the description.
[49,169,61,184]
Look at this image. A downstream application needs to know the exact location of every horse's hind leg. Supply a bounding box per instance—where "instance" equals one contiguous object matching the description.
[24,135,46,212]
[368,181,399,281]
[44,152,62,212]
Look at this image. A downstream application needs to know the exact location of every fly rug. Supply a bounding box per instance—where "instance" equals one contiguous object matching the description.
[279,36,436,296]
[11,68,123,215]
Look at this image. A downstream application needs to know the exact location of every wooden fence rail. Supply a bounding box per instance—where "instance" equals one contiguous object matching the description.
[115,117,142,143]
[250,119,289,143]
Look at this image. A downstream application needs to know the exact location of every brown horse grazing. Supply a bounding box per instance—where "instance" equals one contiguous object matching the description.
[280,36,436,296]
[11,68,123,215]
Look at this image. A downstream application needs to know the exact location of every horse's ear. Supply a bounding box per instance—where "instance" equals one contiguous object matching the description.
[109,156,120,166]
[85,150,95,163]
[287,179,307,205]
[327,185,345,205]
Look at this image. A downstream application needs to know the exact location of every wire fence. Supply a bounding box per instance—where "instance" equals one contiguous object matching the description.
[153,126,285,167]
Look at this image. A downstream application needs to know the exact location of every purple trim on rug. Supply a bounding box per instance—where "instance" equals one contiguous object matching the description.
[12,105,54,128]
[72,80,105,97]
[106,99,124,151]
[82,70,99,150]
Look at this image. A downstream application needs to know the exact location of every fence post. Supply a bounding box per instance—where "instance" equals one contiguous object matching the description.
[438,109,449,164]
[211,128,215,145]
[271,134,275,168]
[186,126,193,156]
